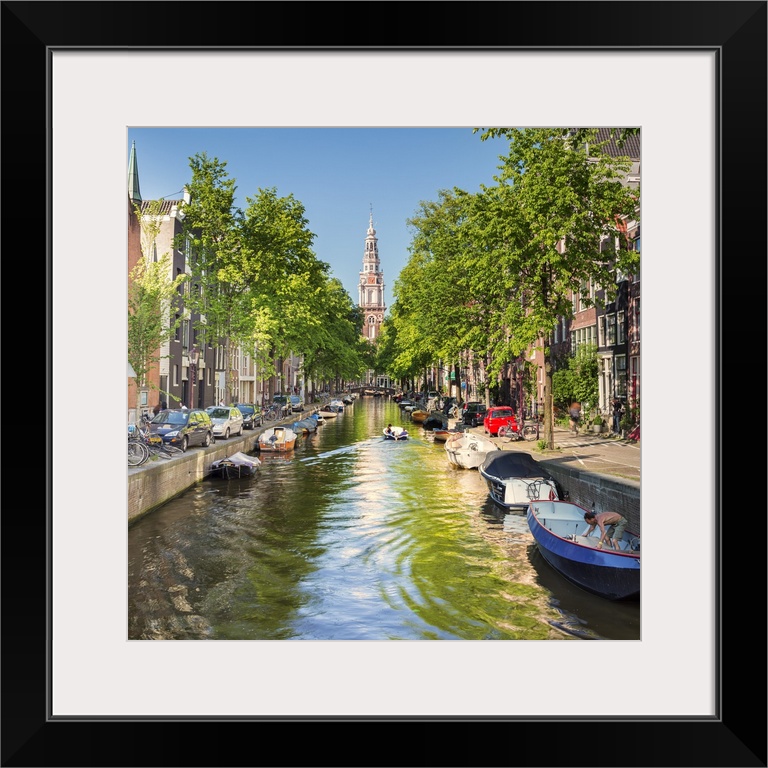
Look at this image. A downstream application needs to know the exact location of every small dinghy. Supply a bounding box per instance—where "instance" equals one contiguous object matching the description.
[444,431,497,469]
[383,426,409,440]
[209,452,261,480]
[256,426,298,452]
[479,450,562,510]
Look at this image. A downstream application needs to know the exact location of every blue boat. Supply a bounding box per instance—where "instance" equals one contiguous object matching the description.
[526,499,640,601]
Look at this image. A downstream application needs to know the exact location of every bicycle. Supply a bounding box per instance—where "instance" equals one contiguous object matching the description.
[262,404,281,422]
[128,429,150,466]
[497,418,539,442]
[135,417,185,459]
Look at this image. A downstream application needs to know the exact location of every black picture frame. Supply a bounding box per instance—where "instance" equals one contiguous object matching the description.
[3,2,765,766]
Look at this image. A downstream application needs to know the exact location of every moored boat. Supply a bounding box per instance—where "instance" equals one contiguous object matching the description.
[209,451,261,479]
[256,426,298,452]
[410,409,429,424]
[292,417,318,434]
[443,431,497,469]
[526,499,640,601]
[422,414,447,431]
[479,450,562,510]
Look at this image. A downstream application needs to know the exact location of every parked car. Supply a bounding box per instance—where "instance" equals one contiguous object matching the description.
[234,403,262,429]
[462,401,488,427]
[205,405,244,440]
[289,395,304,413]
[484,406,518,437]
[147,408,213,452]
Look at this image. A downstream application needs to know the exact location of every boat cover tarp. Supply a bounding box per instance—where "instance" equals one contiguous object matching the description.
[212,451,260,469]
[423,415,447,430]
[480,450,553,479]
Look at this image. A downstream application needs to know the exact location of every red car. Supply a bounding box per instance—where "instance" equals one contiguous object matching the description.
[484,406,518,437]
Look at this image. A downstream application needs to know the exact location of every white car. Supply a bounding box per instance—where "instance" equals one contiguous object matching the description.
[205,406,244,439]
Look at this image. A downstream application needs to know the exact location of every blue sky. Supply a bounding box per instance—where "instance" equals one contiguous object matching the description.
[127,127,510,310]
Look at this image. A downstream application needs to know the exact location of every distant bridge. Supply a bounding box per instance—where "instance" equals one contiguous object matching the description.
[349,385,395,397]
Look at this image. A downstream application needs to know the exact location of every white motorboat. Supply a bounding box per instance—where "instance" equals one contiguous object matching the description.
[443,431,497,469]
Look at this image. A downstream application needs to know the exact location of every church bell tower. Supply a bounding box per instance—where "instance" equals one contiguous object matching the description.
[358,209,386,341]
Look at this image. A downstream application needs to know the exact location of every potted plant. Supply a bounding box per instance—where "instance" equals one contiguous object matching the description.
[591,415,605,434]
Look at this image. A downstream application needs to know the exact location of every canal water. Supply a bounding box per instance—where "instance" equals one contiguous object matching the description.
[128,397,640,641]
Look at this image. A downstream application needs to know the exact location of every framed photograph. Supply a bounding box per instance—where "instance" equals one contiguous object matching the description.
[6,1,764,765]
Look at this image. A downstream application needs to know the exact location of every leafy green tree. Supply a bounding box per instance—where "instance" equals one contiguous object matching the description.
[299,278,367,393]
[239,186,331,397]
[473,128,639,446]
[128,200,186,395]
[551,343,599,412]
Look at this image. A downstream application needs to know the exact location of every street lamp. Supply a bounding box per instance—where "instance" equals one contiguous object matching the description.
[189,346,199,409]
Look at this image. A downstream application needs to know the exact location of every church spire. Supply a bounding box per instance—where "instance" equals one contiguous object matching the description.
[358,209,386,341]
[128,140,142,203]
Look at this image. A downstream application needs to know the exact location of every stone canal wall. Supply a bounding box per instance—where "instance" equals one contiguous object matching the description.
[128,430,263,525]
[540,460,641,534]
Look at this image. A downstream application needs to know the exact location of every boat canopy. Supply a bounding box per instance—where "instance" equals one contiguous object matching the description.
[481,451,554,479]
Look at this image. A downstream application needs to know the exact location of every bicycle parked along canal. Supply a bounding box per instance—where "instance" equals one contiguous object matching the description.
[497,417,539,442]
[128,417,185,465]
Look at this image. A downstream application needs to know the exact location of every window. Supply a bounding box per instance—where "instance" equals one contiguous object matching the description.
[615,355,627,396]
[173,364,179,386]
[631,297,640,342]
[606,314,617,346]
[579,282,589,311]
[598,315,606,347]
[631,236,640,283]
[570,325,596,354]
[174,314,181,342]
[617,310,626,344]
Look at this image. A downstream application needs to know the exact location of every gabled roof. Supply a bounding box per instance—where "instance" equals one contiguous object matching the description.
[594,128,640,160]
[139,199,183,215]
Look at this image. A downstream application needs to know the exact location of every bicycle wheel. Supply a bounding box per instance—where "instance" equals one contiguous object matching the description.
[147,443,172,460]
[497,426,509,438]
[523,425,539,441]
[128,441,148,466]
[162,444,185,456]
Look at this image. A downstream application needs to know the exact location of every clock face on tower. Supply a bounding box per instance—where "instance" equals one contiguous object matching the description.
[368,275,375,284]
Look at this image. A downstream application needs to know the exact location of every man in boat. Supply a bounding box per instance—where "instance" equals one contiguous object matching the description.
[582,510,628,550]
[385,424,394,436]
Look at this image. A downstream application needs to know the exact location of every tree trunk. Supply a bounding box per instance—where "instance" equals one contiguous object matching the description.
[544,359,555,449]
